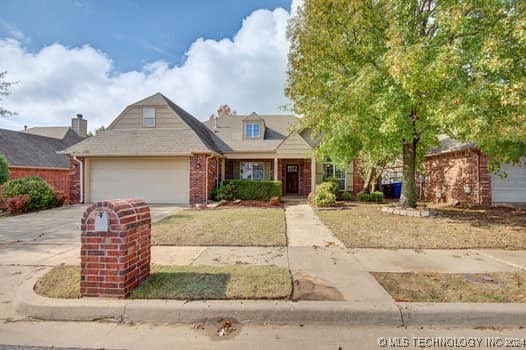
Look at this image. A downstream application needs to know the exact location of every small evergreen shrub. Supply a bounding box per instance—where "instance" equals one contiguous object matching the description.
[0,154,8,185]
[314,183,337,207]
[2,176,57,211]
[341,191,352,201]
[217,180,281,201]
[213,182,236,201]
[317,181,338,197]
[358,191,385,203]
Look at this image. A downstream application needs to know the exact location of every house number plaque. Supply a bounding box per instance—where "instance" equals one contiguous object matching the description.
[95,212,109,232]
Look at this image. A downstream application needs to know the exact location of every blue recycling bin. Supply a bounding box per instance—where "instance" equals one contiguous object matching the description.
[392,182,402,199]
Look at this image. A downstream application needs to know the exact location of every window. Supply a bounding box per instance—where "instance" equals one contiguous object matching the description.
[323,162,346,191]
[245,123,260,138]
[143,108,155,127]
[240,162,264,180]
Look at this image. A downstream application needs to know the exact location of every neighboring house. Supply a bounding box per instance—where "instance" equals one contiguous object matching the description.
[0,115,86,203]
[61,93,358,205]
[422,135,526,206]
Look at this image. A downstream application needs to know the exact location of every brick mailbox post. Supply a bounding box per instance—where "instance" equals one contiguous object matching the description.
[80,199,151,298]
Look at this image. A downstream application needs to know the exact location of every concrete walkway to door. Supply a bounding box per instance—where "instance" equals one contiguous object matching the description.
[284,203,393,303]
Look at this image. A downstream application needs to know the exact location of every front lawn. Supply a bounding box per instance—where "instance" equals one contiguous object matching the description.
[317,203,526,249]
[35,264,292,300]
[372,272,526,303]
[152,208,286,246]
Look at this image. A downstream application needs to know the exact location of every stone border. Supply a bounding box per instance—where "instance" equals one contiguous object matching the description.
[382,206,432,217]
[15,269,526,327]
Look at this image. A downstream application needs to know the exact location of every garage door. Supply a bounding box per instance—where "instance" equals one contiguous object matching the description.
[491,158,526,204]
[90,158,189,204]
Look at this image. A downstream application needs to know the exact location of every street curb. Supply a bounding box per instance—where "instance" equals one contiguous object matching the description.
[398,302,526,327]
[16,272,526,326]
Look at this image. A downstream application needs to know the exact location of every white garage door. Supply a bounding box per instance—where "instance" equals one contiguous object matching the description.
[90,158,189,204]
[491,159,526,204]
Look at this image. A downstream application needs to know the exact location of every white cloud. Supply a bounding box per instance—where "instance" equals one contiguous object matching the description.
[0,7,293,131]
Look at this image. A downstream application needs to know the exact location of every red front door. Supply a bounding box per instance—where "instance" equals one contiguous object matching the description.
[285,164,299,194]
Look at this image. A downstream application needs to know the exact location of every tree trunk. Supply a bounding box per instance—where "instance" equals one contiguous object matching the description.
[399,137,418,208]
[361,166,375,193]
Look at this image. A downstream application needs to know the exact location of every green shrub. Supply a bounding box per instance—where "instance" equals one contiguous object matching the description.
[341,191,352,201]
[213,182,236,201]
[219,180,281,201]
[2,176,57,211]
[324,177,340,195]
[317,181,338,197]
[313,183,337,207]
[307,191,315,204]
[358,191,385,203]
[0,154,8,185]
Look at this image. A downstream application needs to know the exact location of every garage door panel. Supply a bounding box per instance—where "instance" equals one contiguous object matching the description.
[491,159,526,203]
[90,158,189,204]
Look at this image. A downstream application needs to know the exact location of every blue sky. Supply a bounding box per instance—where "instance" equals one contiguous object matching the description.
[0,0,297,131]
[1,0,292,71]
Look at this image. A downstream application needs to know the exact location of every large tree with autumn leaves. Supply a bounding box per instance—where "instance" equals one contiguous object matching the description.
[286,0,525,208]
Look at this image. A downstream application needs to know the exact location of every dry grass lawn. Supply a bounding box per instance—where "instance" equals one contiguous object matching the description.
[152,208,286,246]
[317,203,526,249]
[35,264,292,300]
[372,272,526,303]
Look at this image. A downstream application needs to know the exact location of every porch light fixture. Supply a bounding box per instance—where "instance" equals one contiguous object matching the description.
[195,163,201,169]
[464,184,472,195]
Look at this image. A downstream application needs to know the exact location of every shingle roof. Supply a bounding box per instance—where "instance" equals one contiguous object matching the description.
[59,128,219,156]
[63,92,224,156]
[204,114,305,152]
[23,126,71,139]
[0,128,82,168]
[427,134,477,156]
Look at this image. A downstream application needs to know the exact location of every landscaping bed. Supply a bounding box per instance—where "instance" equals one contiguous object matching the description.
[152,207,286,246]
[372,271,526,303]
[317,203,526,249]
[35,264,292,300]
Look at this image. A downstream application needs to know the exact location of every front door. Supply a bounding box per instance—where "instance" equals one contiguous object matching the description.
[285,164,299,194]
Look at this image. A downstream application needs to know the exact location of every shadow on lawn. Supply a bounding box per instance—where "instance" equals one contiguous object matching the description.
[130,272,230,300]
[433,207,526,230]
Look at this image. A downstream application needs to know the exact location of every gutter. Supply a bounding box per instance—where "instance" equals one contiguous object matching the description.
[71,156,83,204]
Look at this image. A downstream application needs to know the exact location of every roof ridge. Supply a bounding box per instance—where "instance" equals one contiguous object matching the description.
[159,94,222,154]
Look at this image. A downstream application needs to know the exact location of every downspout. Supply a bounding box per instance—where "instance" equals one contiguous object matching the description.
[477,151,481,205]
[72,156,83,204]
[205,154,215,204]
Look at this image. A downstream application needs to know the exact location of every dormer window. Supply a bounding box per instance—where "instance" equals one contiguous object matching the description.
[143,108,155,128]
[245,123,260,138]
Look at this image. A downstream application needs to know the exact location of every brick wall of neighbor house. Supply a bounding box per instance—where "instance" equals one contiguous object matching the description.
[189,154,219,204]
[278,159,311,196]
[352,159,365,195]
[423,149,491,206]
[69,158,82,204]
[8,167,71,203]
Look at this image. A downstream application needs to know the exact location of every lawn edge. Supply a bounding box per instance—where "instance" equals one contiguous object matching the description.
[16,268,526,326]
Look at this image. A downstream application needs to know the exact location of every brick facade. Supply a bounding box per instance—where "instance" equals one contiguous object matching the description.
[80,199,151,298]
[189,154,219,204]
[69,158,82,204]
[8,166,71,203]
[423,149,491,206]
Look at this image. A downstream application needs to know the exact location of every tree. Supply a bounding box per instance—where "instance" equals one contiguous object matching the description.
[217,104,236,116]
[0,71,16,117]
[87,125,106,137]
[0,154,8,185]
[286,0,526,208]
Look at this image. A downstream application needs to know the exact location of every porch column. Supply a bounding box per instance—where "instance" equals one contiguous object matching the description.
[221,158,226,182]
[311,156,316,193]
[274,158,278,181]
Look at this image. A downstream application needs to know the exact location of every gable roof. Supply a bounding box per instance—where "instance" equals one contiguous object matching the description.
[24,126,71,139]
[427,135,477,156]
[203,113,309,152]
[0,128,82,168]
[62,93,223,156]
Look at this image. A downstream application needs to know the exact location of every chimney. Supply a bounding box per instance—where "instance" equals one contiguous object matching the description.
[24,125,27,130]
[209,114,217,129]
[72,114,88,138]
